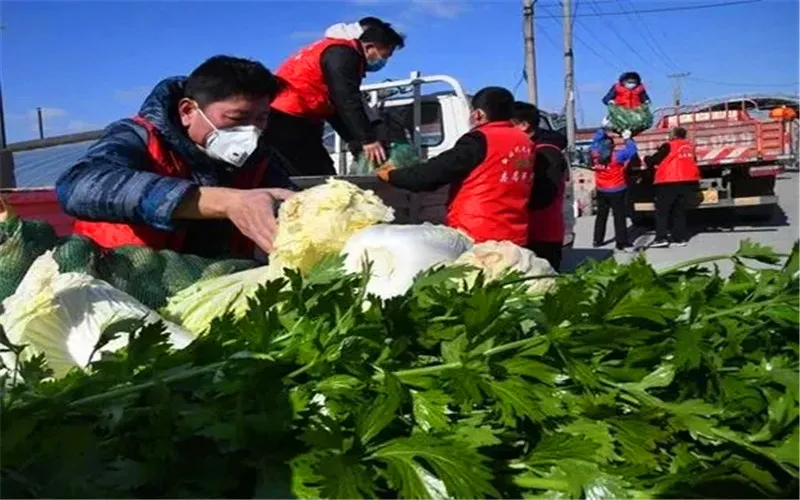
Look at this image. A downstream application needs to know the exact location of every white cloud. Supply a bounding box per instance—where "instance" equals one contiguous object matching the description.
[288,29,321,41]
[113,86,151,102]
[66,120,100,133]
[347,0,466,28]
[6,107,102,140]
[408,0,466,19]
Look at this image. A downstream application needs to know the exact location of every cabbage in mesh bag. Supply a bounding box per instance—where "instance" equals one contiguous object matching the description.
[0,251,194,379]
[0,216,58,304]
[0,215,259,310]
[607,103,654,135]
[350,141,420,175]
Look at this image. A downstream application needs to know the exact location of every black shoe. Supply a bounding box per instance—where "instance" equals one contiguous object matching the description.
[651,239,670,248]
[592,241,603,248]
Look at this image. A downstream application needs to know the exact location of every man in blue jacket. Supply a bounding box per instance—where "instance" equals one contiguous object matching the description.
[56,56,297,259]
[590,124,638,251]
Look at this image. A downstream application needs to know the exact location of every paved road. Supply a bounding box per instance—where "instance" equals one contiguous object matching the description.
[563,172,799,273]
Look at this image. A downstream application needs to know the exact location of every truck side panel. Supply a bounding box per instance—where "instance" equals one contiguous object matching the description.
[576,118,791,167]
[3,189,74,237]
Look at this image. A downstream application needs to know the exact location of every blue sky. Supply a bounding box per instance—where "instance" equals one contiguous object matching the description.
[2,0,798,143]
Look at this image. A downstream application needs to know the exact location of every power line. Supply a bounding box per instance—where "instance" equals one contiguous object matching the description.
[536,20,561,50]
[616,0,680,71]
[582,0,667,73]
[513,70,525,94]
[536,0,760,18]
[540,2,624,71]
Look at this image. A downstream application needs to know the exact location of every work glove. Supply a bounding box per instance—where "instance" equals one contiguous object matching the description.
[607,100,616,105]
[376,161,397,183]
[622,129,632,140]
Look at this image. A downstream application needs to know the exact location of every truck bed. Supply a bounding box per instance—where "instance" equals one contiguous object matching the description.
[576,117,794,167]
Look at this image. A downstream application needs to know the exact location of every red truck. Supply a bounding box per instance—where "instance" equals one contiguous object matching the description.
[574,95,799,222]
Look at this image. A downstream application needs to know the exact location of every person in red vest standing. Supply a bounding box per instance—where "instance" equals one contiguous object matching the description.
[644,127,700,248]
[265,17,405,176]
[602,71,651,109]
[590,126,638,251]
[511,101,569,270]
[56,56,297,260]
[375,87,534,245]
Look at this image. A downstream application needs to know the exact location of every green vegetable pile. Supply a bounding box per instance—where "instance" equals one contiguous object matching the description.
[2,240,798,499]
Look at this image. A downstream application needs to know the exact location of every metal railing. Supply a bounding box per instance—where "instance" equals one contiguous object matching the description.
[0,129,104,189]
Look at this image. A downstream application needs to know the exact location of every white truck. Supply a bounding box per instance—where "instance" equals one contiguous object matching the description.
[314,72,576,246]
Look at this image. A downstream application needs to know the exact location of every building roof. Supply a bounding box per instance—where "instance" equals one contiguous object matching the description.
[11,141,93,188]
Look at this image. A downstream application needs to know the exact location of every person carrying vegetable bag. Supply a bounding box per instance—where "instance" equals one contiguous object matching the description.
[265,17,405,176]
[590,125,637,252]
[511,101,569,270]
[375,87,534,246]
[602,71,653,135]
[644,127,700,248]
[56,56,297,259]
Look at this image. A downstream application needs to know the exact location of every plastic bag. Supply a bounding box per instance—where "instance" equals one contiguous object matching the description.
[342,224,473,299]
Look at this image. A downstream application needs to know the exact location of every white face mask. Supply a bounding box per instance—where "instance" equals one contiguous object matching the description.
[196,107,262,167]
[624,81,637,90]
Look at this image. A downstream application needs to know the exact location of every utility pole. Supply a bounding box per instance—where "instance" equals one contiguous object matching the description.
[0,24,6,149]
[522,0,538,105]
[36,107,45,139]
[667,72,691,107]
[0,73,6,149]
[563,0,576,150]
[0,23,14,190]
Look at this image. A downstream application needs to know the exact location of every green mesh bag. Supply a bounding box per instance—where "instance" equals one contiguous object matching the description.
[350,141,421,175]
[607,103,654,135]
[0,216,258,309]
[0,217,59,303]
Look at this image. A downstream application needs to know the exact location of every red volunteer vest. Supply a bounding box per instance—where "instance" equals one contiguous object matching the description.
[593,154,628,191]
[72,115,268,257]
[528,143,567,244]
[446,122,535,245]
[272,38,364,122]
[654,138,700,184]
[613,82,645,108]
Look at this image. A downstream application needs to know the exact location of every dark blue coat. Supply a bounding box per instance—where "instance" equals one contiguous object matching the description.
[56,77,298,257]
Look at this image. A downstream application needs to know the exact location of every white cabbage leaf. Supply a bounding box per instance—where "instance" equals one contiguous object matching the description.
[452,240,557,295]
[270,178,394,274]
[0,251,194,379]
[161,263,284,335]
[342,224,473,299]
